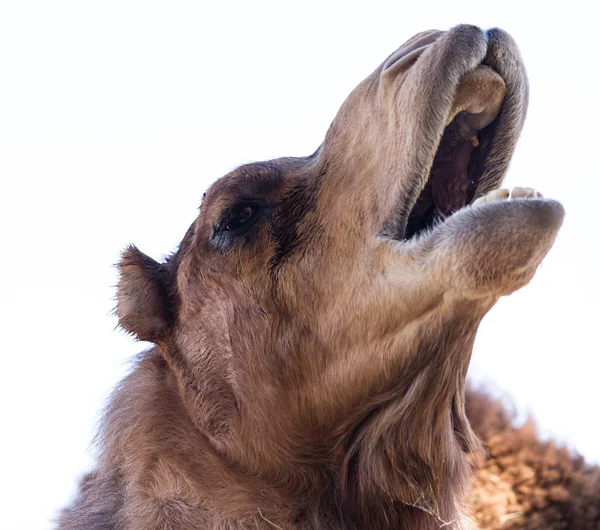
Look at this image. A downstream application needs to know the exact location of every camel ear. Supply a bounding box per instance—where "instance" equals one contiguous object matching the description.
[116,245,172,342]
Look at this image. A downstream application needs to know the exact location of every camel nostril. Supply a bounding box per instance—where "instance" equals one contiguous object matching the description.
[381,30,443,79]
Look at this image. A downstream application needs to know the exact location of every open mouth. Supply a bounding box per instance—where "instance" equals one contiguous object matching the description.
[403,65,508,240]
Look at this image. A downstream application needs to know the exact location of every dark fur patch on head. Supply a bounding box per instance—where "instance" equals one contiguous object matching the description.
[269,163,328,273]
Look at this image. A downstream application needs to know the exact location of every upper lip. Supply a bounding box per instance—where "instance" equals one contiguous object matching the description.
[382,26,529,240]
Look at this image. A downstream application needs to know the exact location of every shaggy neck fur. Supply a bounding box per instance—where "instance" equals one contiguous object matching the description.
[324,315,483,529]
[126,310,485,530]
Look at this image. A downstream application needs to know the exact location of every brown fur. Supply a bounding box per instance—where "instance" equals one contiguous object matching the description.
[58,26,568,529]
[467,388,600,529]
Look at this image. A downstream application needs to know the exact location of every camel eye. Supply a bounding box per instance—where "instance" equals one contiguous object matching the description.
[217,201,268,238]
[224,206,253,231]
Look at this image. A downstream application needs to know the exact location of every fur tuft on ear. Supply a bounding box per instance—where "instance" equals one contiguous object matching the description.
[116,245,172,342]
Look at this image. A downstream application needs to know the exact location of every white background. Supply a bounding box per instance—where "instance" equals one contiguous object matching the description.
[1,2,598,529]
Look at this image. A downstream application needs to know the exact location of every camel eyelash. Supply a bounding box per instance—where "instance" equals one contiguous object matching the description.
[214,200,270,240]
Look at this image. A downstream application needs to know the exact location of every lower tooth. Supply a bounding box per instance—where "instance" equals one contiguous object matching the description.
[470,136,479,147]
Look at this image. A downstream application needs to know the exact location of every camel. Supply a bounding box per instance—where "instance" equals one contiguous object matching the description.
[58,25,578,529]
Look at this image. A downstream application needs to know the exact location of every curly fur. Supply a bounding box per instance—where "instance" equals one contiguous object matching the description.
[467,388,600,529]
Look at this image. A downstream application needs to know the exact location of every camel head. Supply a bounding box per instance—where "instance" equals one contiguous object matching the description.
[115,25,563,528]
